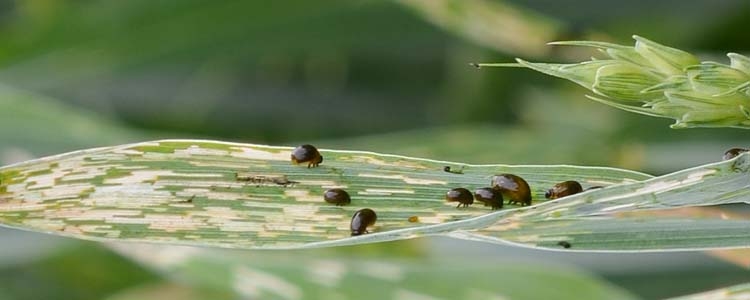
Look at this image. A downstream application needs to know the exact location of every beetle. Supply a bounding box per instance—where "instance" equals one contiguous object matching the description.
[323,188,351,206]
[445,187,474,208]
[491,174,532,206]
[474,187,503,210]
[723,147,748,160]
[291,144,323,168]
[545,180,583,199]
[350,208,377,236]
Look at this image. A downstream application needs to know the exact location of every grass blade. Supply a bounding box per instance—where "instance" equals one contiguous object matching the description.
[110,243,637,300]
[0,139,649,249]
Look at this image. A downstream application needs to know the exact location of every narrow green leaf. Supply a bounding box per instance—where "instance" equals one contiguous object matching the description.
[524,153,750,218]
[3,140,749,252]
[460,217,750,252]
[111,243,638,300]
[458,153,750,251]
[0,140,650,250]
[667,282,750,300]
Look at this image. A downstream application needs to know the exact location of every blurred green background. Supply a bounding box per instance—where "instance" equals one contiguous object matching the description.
[1,0,749,299]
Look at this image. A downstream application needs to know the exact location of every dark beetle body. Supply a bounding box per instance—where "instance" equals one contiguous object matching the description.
[545,181,583,199]
[350,208,377,236]
[474,187,503,210]
[291,144,323,168]
[491,174,532,206]
[323,188,351,206]
[557,241,572,249]
[723,147,748,160]
[445,188,474,208]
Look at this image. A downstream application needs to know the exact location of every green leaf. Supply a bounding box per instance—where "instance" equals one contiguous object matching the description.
[0,84,157,155]
[463,153,750,251]
[111,243,638,300]
[4,139,750,251]
[0,139,650,249]
[3,139,750,252]
[667,282,750,300]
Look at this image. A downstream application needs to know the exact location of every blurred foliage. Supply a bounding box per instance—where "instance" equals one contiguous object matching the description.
[0,85,159,158]
[1,0,750,299]
[0,242,156,300]
[396,0,564,57]
[0,0,521,141]
[0,0,742,144]
[110,243,637,300]
[105,282,234,300]
[0,0,748,174]
[668,282,750,300]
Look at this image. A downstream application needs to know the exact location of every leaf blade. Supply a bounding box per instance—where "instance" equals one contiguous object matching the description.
[0,139,651,249]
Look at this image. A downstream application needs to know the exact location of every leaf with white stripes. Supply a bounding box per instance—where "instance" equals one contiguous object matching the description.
[2,139,749,251]
[0,139,648,249]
